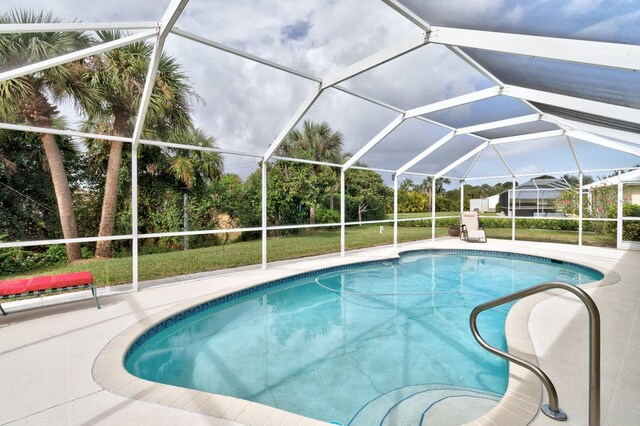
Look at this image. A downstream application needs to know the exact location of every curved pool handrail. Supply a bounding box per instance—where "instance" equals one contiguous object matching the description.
[469,281,600,425]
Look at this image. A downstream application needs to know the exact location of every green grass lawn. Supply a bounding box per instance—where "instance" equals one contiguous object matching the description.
[387,212,501,219]
[1,224,614,287]
[485,228,615,247]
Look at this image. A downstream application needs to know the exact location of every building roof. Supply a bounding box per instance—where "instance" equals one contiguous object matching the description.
[583,169,640,189]
[516,178,573,190]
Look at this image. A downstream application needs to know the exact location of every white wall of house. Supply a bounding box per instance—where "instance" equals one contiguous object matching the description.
[470,198,488,212]
[487,194,500,212]
[470,195,500,212]
[628,185,640,205]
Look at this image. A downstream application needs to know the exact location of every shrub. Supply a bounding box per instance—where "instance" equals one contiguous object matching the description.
[605,204,640,241]
[316,208,340,224]
[0,244,69,275]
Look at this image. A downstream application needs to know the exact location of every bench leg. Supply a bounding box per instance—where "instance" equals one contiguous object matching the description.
[0,303,5,316]
[91,285,101,310]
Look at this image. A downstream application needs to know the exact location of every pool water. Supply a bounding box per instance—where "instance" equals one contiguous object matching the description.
[125,250,602,424]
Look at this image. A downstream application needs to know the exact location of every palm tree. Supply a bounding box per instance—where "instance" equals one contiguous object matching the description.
[84,31,195,258]
[139,127,222,250]
[422,176,451,195]
[163,128,223,189]
[0,10,97,261]
[280,120,343,224]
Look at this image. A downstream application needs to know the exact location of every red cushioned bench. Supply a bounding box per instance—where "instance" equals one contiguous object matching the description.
[0,271,100,315]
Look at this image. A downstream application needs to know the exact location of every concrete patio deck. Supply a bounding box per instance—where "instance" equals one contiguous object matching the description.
[1,238,638,425]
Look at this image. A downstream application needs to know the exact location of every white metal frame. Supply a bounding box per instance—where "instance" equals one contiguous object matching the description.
[428,26,640,72]
[1,0,639,292]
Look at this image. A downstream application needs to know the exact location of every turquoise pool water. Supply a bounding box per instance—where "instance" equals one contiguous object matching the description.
[125,250,603,424]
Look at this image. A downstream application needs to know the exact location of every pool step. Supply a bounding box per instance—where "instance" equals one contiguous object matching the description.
[349,384,500,426]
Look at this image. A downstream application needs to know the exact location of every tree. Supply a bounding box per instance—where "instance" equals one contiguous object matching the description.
[0,129,85,243]
[0,10,97,261]
[344,167,390,222]
[84,31,195,257]
[562,174,594,187]
[279,120,343,224]
[425,176,450,195]
[164,128,223,190]
[399,178,415,192]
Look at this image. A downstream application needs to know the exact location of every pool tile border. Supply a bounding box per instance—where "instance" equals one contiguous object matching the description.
[125,249,603,361]
[124,257,397,360]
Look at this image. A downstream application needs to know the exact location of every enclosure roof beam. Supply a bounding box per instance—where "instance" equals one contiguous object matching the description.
[429,26,640,71]
[444,44,567,132]
[171,28,318,81]
[140,139,263,158]
[490,145,516,178]
[159,0,189,37]
[462,148,486,180]
[381,0,431,31]
[272,156,342,168]
[262,88,323,160]
[504,86,640,124]
[542,114,640,146]
[0,121,133,143]
[351,165,396,174]
[490,130,565,145]
[342,113,406,171]
[385,1,548,127]
[0,29,158,83]
[396,131,456,175]
[446,46,504,86]
[435,142,490,179]
[0,22,158,33]
[567,130,640,158]
[405,86,501,119]
[320,32,428,89]
[566,136,583,173]
[457,113,541,135]
[265,30,432,161]
[380,0,520,133]
[131,0,189,146]
[172,28,496,149]
[394,114,543,178]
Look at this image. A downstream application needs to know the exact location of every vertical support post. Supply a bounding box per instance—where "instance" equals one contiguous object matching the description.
[431,177,436,241]
[340,169,346,256]
[460,179,465,213]
[262,160,268,269]
[131,145,139,292]
[183,192,189,251]
[512,178,516,241]
[617,170,623,250]
[578,172,583,247]
[393,173,398,248]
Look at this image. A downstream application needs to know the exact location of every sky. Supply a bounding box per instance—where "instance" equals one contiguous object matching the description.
[3,0,640,186]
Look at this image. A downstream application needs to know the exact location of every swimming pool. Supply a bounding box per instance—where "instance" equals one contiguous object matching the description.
[124,250,603,425]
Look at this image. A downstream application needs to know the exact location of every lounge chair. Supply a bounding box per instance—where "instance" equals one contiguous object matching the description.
[460,211,487,243]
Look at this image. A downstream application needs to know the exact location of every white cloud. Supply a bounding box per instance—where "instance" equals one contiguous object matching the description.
[399,0,507,27]
[574,9,640,41]
[561,0,606,16]
[4,0,171,21]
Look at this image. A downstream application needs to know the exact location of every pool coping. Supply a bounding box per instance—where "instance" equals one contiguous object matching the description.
[92,247,619,426]
[463,250,619,426]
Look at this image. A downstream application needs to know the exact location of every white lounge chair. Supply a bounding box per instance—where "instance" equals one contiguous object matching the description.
[460,211,487,243]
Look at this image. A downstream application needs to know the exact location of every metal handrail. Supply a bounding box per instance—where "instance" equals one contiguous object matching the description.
[470,281,600,425]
